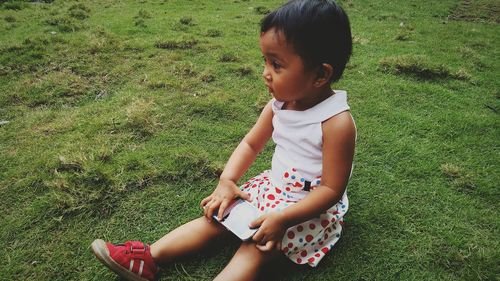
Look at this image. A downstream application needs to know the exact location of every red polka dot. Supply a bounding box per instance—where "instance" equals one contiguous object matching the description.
[292,168,297,172]
[266,203,270,207]
[288,243,293,248]
[297,225,303,232]
[285,187,291,192]
[283,247,289,253]
[275,187,282,194]
[319,241,324,245]
[321,220,329,228]
[267,194,275,200]
[325,234,329,239]
[321,247,329,254]
[297,258,302,263]
[284,172,289,178]
[300,250,307,257]
[271,205,276,208]
[331,217,336,222]
[315,253,321,257]
[260,206,264,211]
[309,223,316,230]
[275,201,280,204]
[287,231,295,239]
[305,235,314,242]
[308,257,315,263]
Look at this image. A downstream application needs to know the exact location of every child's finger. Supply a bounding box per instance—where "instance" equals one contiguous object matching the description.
[249,214,266,229]
[238,191,252,202]
[252,228,264,243]
[273,240,282,252]
[200,196,212,208]
[252,227,270,246]
[203,201,210,217]
[217,201,230,221]
[256,240,274,252]
[204,199,220,221]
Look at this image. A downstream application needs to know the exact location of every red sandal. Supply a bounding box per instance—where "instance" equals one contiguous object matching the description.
[91,239,159,281]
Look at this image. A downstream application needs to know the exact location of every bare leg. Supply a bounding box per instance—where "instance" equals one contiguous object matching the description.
[150,217,231,265]
[213,241,282,281]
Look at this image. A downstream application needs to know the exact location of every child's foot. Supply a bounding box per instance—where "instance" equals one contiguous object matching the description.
[91,239,159,281]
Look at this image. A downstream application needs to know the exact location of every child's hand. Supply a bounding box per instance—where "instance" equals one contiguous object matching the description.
[200,179,251,222]
[249,212,287,252]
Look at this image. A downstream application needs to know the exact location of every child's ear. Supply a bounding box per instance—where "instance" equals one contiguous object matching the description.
[314,63,334,87]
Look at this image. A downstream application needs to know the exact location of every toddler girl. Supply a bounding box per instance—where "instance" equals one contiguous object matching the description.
[92,0,355,280]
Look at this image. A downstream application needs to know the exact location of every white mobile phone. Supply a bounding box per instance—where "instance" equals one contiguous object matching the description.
[213,199,260,241]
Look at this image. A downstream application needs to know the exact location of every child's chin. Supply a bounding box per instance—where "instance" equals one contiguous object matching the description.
[272,95,286,102]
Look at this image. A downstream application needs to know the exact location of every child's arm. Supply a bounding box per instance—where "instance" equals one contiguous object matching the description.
[201,102,274,222]
[250,111,356,251]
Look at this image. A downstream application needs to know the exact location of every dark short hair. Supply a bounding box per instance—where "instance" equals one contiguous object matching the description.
[261,0,352,83]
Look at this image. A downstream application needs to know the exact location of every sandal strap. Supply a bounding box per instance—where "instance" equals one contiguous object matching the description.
[129,241,147,258]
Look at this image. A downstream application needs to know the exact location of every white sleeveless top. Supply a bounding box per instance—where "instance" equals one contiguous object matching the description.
[270,90,351,186]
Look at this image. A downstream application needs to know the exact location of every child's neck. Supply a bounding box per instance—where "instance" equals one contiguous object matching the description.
[284,87,334,111]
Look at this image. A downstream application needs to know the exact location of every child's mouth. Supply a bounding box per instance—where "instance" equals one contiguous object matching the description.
[266,84,273,93]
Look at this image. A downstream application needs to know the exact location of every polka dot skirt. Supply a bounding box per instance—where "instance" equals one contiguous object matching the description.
[240,169,348,267]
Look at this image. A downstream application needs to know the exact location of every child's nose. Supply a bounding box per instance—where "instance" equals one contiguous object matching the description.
[262,67,272,81]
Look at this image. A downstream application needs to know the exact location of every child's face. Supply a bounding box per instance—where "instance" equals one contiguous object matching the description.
[260,28,318,103]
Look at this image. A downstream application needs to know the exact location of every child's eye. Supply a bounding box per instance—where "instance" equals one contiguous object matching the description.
[262,56,281,70]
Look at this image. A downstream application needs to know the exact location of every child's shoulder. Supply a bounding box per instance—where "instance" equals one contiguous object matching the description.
[322,110,356,142]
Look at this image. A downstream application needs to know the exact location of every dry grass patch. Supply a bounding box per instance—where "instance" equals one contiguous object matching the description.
[441,163,476,192]
[379,55,471,81]
[235,66,253,77]
[47,154,115,217]
[254,6,270,15]
[449,0,500,23]
[68,3,90,20]
[125,99,161,138]
[17,68,93,107]
[219,53,239,62]
[155,39,198,50]
[205,29,223,37]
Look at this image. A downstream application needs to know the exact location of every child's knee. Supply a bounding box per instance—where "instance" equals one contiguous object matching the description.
[240,241,281,260]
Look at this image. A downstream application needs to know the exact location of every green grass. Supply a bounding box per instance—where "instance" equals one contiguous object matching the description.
[0,0,499,280]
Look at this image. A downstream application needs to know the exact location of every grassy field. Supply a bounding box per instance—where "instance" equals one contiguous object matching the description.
[0,0,498,280]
